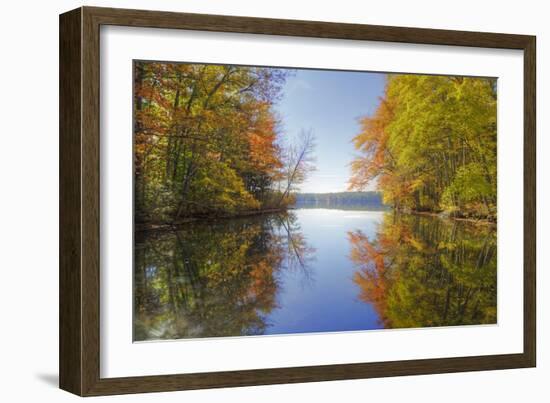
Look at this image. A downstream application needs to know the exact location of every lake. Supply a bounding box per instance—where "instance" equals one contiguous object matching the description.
[134,208,497,341]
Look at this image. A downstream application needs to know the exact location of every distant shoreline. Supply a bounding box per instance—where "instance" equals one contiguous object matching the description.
[295,191,495,225]
[136,199,496,233]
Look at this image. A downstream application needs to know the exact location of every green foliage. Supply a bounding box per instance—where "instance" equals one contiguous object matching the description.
[349,74,497,220]
[189,158,260,213]
[442,163,495,217]
[134,62,302,223]
[348,213,497,328]
[134,212,314,340]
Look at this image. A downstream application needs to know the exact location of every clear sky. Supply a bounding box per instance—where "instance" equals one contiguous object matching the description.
[275,68,386,193]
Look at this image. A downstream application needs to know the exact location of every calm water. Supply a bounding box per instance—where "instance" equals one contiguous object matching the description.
[134,208,497,341]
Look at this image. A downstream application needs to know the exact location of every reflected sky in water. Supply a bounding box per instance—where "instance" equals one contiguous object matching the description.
[265,209,383,335]
[134,208,496,341]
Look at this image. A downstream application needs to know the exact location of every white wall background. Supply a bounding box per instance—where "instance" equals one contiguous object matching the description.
[0,0,546,401]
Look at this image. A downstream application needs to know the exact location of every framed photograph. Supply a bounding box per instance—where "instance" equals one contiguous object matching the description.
[59,6,536,396]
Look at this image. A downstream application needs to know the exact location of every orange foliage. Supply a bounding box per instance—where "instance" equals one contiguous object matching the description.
[247,103,283,177]
[348,96,395,191]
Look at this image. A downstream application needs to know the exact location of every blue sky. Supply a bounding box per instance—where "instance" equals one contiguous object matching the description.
[275,69,386,193]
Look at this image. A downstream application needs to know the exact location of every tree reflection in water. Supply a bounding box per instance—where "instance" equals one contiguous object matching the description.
[134,212,314,341]
[135,209,497,341]
[348,213,497,329]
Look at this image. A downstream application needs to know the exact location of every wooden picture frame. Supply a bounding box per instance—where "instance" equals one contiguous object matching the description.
[59,6,536,396]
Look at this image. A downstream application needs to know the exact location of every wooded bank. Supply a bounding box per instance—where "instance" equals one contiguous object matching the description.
[134,62,314,225]
[134,63,497,224]
[135,207,291,232]
[349,75,497,221]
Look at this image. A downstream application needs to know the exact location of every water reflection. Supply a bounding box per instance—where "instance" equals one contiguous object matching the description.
[134,209,497,341]
[134,212,314,341]
[348,213,497,329]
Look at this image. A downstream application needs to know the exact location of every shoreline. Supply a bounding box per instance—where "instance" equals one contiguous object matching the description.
[405,209,497,226]
[136,205,496,233]
[135,207,289,232]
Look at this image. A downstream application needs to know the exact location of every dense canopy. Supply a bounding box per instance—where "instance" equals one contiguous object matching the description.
[134,62,314,225]
[349,75,497,220]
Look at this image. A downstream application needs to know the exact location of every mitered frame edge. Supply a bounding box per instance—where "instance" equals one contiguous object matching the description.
[59,7,83,396]
[59,5,536,396]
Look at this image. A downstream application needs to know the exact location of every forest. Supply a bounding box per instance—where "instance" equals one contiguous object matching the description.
[134,210,496,340]
[135,63,497,224]
[349,75,497,221]
[134,62,315,225]
[348,214,496,328]
[294,191,384,207]
[132,65,498,339]
[134,212,314,340]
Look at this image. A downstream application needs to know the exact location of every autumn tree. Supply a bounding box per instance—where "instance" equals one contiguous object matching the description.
[349,75,497,220]
[348,213,497,329]
[134,212,314,340]
[133,62,300,224]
